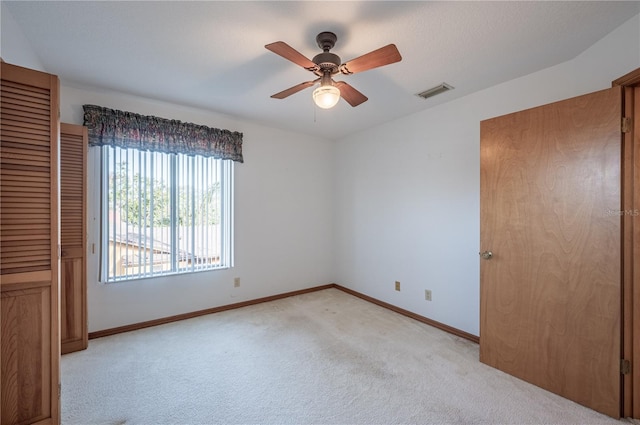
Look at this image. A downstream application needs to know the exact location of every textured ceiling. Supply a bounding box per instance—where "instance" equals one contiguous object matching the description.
[4,1,639,140]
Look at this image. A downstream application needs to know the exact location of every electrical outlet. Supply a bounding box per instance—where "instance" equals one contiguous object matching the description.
[425,289,432,301]
[234,277,240,288]
[395,281,401,291]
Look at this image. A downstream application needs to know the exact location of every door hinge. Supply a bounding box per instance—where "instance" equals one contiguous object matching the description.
[621,117,632,133]
[621,359,631,375]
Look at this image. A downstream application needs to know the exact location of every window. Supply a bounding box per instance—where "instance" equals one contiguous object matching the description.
[100,145,233,282]
[83,104,242,283]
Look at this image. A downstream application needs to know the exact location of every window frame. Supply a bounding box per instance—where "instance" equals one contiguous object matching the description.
[98,145,234,283]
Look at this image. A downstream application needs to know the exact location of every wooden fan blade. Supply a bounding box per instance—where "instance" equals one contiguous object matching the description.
[265,41,318,71]
[334,81,368,107]
[271,80,318,99]
[339,44,402,75]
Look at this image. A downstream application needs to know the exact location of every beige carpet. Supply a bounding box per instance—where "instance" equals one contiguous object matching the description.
[62,288,629,424]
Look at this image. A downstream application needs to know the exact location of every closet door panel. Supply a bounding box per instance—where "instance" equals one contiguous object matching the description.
[0,62,60,425]
[1,281,52,425]
[60,123,88,355]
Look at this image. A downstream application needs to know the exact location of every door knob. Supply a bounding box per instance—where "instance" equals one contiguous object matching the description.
[480,251,493,260]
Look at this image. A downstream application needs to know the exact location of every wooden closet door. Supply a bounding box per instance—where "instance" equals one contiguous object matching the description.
[1,62,60,424]
[480,87,622,418]
[60,123,87,354]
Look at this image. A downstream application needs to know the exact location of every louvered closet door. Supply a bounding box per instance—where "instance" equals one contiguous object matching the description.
[60,123,88,354]
[1,62,60,425]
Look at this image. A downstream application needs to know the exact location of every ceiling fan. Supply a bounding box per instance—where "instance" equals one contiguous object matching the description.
[265,31,402,109]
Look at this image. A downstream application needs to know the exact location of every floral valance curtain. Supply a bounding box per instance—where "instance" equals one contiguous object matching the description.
[83,104,243,163]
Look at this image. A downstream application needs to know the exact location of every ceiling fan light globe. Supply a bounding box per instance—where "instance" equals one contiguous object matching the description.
[313,85,341,109]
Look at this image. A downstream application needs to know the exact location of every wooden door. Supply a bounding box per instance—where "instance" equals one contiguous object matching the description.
[60,123,88,354]
[480,86,622,418]
[1,62,60,424]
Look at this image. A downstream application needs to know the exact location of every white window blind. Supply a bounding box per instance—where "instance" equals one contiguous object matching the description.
[100,145,233,282]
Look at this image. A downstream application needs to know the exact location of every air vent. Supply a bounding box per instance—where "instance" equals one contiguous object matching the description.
[416,83,454,100]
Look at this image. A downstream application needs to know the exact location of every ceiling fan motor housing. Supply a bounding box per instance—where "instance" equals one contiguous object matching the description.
[312,52,341,72]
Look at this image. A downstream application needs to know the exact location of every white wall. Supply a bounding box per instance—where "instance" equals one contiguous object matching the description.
[61,86,335,332]
[0,3,45,71]
[333,14,640,337]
